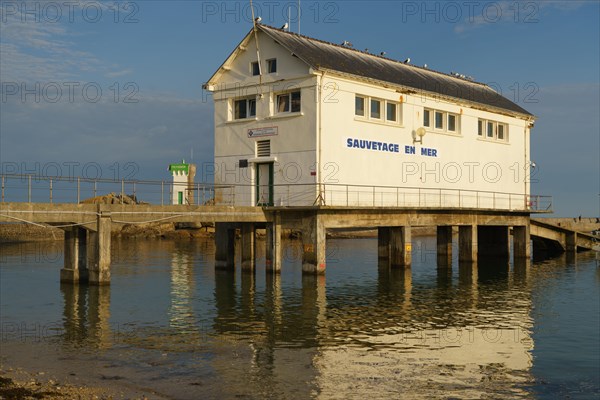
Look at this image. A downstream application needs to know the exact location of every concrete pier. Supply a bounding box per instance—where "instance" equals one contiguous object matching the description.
[215,222,235,270]
[89,206,111,285]
[513,225,531,259]
[437,225,453,265]
[459,225,478,262]
[378,227,411,267]
[241,223,256,271]
[266,214,282,273]
[302,215,326,274]
[60,227,88,283]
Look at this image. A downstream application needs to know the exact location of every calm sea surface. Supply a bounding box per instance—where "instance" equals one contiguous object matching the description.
[1,236,599,399]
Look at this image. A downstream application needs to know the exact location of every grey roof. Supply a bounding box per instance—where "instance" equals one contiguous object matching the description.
[258,25,533,117]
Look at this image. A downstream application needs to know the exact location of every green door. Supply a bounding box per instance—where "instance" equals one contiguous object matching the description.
[256,163,274,206]
[178,191,183,205]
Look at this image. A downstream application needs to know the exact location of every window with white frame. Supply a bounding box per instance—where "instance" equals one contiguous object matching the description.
[276,91,301,113]
[479,118,508,142]
[233,97,257,119]
[355,94,401,124]
[424,108,460,134]
[386,102,398,122]
[251,61,260,76]
[266,58,277,73]
[355,95,366,116]
[370,99,382,119]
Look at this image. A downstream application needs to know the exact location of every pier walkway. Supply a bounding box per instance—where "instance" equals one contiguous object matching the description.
[0,174,573,286]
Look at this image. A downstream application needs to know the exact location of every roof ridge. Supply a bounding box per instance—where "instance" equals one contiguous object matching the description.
[257,23,490,89]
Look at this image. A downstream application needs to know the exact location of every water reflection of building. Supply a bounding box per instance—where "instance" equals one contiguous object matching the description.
[208,251,534,398]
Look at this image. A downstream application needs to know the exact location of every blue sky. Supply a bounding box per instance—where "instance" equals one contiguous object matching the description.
[1,0,598,216]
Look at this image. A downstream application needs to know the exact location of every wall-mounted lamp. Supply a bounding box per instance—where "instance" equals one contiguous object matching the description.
[413,127,426,144]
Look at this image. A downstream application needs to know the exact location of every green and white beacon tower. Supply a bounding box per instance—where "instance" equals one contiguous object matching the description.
[168,160,196,205]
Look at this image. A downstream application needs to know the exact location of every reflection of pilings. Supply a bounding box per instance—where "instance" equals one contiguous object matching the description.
[265,273,282,326]
[60,283,111,348]
[241,266,256,319]
[301,275,327,344]
[378,260,412,314]
[87,285,111,349]
[459,261,478,308]
[513,258,531,287]
[213,269,237,333]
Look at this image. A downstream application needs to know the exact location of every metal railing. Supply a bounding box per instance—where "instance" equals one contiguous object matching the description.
[0,174,553,212]
[0,174,235,206]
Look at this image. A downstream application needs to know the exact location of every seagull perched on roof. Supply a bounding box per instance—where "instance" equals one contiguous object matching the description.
[404,58,411,64]
[281,22,289,30]
[380,51,386,56]
[341,40,353,47]
[255,16,262,23]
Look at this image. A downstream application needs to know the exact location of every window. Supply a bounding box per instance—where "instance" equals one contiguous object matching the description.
[487,121,494,138]
[355,96,365,116]
[277,91,301,113]
[355,94,402,124]
[435,111,444,129]
[424,108,460,134]
[386,102,397,122]
[479,119,508,142]
[370,99,381,119]
[497,124,505,140]
[448,114,456,132]
[251,61,260,76]
[234,97,256,119]
[266,59,277,73]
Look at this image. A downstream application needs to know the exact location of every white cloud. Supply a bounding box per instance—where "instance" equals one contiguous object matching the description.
[106,69,133,78]
[453,1,588,34]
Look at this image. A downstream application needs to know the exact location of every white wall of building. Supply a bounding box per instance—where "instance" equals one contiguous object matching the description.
[210,30,533,210]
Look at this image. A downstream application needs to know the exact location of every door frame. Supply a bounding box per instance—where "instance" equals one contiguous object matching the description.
[255,162,274,206]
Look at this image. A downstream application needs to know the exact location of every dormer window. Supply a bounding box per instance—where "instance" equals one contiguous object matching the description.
[251,61,260,76]
[266,58,277,73]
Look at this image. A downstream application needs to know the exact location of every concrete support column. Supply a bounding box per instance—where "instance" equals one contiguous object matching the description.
[513,225,531,259]
[390,227,411,267]
[266,213,282,273]
[437,225,453,266]
[459,225,478,262]
[565,231,577,253]
[215,222,235,270]
[89,206,111,285]
[61,227,88,283]
[478,226,510,259]
[241,223,256,271]
[302,214,326,274]
[377,227,390,259]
